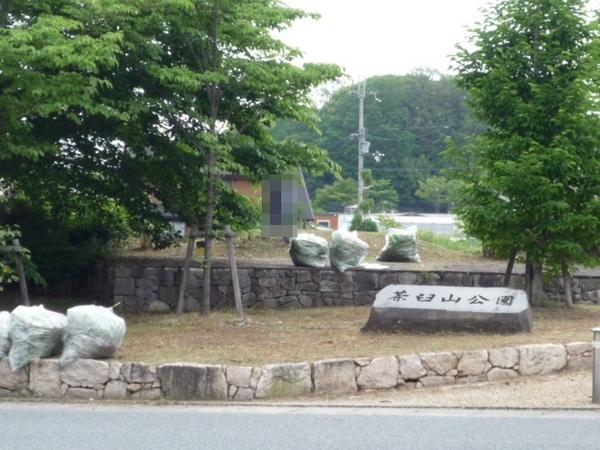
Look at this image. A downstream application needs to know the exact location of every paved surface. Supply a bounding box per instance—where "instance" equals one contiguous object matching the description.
[2,402,600,450]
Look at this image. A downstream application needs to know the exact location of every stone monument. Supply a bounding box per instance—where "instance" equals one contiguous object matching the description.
[361,285,533,333]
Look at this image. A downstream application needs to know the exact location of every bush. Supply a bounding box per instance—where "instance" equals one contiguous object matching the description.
[0,226,20,291]
[377,215,403,231]
[0,225,45,291]
[349,210,379,232]
[0,198,130,292]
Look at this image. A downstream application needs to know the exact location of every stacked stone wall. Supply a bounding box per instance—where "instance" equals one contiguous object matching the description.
[93,262,600,312]
[0,342,592,401]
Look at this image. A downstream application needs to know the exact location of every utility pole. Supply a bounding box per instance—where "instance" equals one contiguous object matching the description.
[357,79,366,207]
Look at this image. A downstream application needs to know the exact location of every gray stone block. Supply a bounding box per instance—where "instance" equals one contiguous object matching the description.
[518,344,567,376]
[458,350,490,376]
[226,366,253,388]
[129,388,162,400]
[158,363,227,401]
[148,300,170,312]
[122,362,158,383]
[474,274,502,288]
[114,277,135,296]
[567,356,593,371]
[356,356,399,389]
[296,270,312,283]
[441,273,463,286]
[487,368,519,381]
[314,359,358,394]
[255,363,311,399]
[420,352,458,375]
[137,276,159,291]
[157,286,178,306]
[231,386,254,401]
[319,280,340,292]
[354,272,378,291]
[399,354,428,381]
[104,380,128,399]
[29,359,61,398]
[489,347,519,368]
[63,387,97,399]
[420,376,455,387]
[566,342,593,355]
[61,359,110,387]
[0,358,28,391]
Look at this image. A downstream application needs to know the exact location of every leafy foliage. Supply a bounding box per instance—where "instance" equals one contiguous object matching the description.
[0,223,45,291]
[0,197,125,290]
[446,0,600,272]
[376,215,403,231]
[415,175,462,213]
[1,0,343,296]
[312,178,358,213]
[271,70,484,211]
[349,209,378,232]
[0,225,19,291]
[312,175,398,213]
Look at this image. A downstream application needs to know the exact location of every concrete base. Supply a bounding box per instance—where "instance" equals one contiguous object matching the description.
[362,306,533,333]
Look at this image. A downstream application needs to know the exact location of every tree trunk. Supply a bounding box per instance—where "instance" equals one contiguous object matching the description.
[525,252,544,306]
[176,225,197,316]
[561,258,574,308]
[503,247,517,288]
[201,147,217,315]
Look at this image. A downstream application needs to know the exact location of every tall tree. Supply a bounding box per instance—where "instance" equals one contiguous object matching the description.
[312,174,398,214]
[415,176,462,213]
[1,0,342,306]
[117,0,342,314]
[446,0,600,306]
[272,71,484,211]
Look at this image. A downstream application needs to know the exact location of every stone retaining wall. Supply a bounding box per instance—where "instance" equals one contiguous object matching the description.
[0,342,592,401]
[93,262,600,312]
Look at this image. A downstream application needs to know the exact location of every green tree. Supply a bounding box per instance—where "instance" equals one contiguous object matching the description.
[313,178,357,213]
[1,0,343,308]
[296,71,484,210]
[415,176,462,213]
[445,0,600,306]
[120,0,342,314]
[312,174,398,213]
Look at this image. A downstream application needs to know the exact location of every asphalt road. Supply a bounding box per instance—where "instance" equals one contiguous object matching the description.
[2,402,600,450]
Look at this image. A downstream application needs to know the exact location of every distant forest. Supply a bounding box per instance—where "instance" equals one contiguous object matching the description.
[271,69,484,212]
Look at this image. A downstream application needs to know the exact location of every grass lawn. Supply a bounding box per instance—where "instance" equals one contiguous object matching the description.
[117,302,600,366]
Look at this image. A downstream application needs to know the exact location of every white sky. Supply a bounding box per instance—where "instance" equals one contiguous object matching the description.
[280,0,600,82]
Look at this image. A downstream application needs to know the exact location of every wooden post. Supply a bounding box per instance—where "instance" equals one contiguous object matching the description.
[12,239,30,306]
[225,225,244,320]
[176,225,197,316]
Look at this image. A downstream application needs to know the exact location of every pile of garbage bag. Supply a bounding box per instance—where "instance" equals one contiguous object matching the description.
[329,230,369,273]
[0,311,10,359]
[0,304,126,371]
[289,233,329,268]
[376,226,421,263]
[8,305,67,370]
[60,305,126,367]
